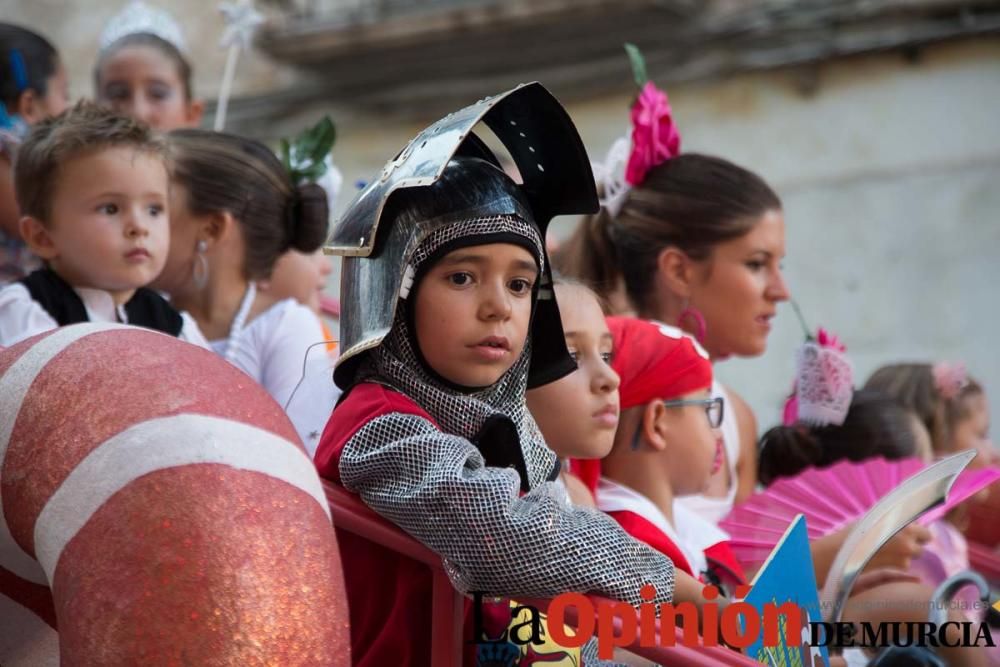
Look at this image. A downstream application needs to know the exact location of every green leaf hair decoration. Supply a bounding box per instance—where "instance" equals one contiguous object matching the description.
[281,116,337,185]
[624,42,648,88]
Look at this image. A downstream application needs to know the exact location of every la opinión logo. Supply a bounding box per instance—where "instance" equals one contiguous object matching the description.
[811,621,995,650]
[473,584,802,660]
[472,585,996,661]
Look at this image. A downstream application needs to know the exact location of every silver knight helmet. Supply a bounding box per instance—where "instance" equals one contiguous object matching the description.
[327,82,599,390]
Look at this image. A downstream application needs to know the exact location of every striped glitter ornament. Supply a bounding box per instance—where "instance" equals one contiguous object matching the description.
[0,324,350,665]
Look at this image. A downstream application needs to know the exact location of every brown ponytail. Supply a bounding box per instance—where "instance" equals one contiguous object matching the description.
[167,129,329,280]
[552,209,620,303]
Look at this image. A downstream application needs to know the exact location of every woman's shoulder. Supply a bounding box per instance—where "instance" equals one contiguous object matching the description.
[178,311,210,349]
[239,298,326,358]
[719,382,758,432]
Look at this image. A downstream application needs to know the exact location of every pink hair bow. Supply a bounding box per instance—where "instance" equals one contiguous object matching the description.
[932,361,968,400]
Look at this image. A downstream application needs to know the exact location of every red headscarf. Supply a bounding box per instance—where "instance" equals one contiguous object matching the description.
[608,316,713,410]
[572,317,713,492]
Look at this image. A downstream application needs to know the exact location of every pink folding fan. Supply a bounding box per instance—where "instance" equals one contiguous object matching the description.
[720,457,1000,569]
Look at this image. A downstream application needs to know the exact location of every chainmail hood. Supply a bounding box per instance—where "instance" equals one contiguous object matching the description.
[355,212,558,490]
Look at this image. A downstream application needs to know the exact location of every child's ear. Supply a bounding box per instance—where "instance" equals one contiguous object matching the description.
[656,246,695,300]
[641,402,671,452]
[185,99,205,128]
[14,90,46,125]
[19,216,58,259]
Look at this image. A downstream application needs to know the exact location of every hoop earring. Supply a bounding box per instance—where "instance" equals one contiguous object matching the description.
[192,240,209,289]
[678,304,707,343]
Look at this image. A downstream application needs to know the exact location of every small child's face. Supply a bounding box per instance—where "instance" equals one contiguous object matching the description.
[97,45,200,131]
[949,393,996,467]
[661,389,722,496]
[527,284,620,459]
[413,242,537,388]
[262,250,333,315]
[40,147,169,301]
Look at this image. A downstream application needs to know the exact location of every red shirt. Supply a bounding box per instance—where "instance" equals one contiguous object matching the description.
[316,383,440,667]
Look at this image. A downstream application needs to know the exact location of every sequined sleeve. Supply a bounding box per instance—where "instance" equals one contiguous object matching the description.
[338,411,675,605]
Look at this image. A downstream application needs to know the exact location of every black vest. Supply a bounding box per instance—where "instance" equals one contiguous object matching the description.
[19,268,183,337]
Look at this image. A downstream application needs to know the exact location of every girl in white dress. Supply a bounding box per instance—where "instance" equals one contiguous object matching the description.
[152,129,339,452]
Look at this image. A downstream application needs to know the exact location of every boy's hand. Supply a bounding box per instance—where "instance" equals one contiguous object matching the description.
[866,524,932,572]
[851,568,922,595]
[671,570,737,648]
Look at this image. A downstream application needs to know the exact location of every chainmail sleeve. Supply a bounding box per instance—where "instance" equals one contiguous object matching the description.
[339,410,676,606]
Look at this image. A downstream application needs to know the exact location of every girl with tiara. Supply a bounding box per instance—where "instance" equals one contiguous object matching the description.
[315,84,716,667]
[865,362,1000,664]
[152,130,339,453]
[94,1,203,131]
[1,23,69,284]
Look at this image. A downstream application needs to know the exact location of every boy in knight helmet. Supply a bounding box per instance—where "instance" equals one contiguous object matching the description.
[315,83,710,666]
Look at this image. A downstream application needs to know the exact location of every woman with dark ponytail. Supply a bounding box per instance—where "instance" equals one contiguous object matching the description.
[152,129,338,453]
[557,49,788,523]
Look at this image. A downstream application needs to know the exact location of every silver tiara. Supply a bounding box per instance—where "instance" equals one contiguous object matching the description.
[99,1,187,53]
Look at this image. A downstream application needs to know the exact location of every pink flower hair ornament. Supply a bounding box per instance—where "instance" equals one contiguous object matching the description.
[625,81,682,186]
[815,327,846,353]
[593,44,682,216]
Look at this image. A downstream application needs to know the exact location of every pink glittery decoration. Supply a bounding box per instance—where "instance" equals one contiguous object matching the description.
[4,329,299,548]
[0,328,351,665]
[55,467,349,665]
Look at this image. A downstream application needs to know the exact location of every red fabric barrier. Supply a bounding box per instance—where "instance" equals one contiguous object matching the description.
[322,480,760,666]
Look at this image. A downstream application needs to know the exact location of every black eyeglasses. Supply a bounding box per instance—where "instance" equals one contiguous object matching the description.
[629,396,725,450]
[662,396,725,429]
